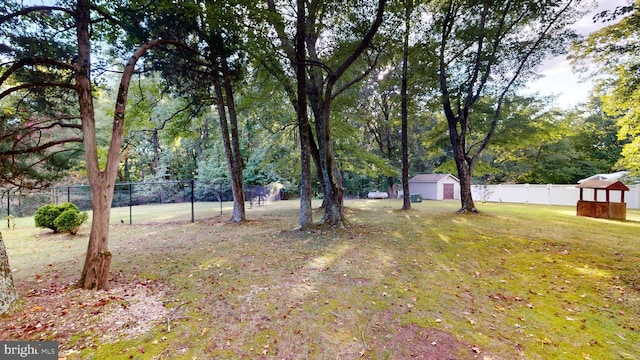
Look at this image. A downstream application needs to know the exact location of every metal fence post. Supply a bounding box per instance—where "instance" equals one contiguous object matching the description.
[6,190,10,229]
[129,183,133,225]
[190,179,195,223]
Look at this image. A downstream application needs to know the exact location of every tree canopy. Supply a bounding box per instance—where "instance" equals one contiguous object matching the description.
[572,0,640,176]
[0,0,630,284]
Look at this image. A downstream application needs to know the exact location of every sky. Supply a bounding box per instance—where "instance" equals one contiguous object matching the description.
[524,0,629,109]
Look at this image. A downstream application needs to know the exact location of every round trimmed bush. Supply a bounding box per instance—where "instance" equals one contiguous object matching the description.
[34,204,63,232]
[57,202,80,213]
[34,202,86,234]
[53,209,88,235]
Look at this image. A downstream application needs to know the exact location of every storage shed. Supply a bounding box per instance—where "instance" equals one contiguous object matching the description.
[408,174,460,200]
[576,180,629,220]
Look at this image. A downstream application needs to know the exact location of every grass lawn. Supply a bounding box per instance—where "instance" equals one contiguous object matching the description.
[1,199,639,359]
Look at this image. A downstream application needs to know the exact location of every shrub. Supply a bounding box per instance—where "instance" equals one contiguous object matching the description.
[57,202,79,213]
[34,204,63,232]
[53,209,88,235]
[34,202,87,234]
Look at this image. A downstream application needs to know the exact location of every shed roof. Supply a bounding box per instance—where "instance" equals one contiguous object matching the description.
[576,180,629,191]
[409,174,459,183]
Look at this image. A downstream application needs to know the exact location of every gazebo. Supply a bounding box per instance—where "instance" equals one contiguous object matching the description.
[576,180,629,220]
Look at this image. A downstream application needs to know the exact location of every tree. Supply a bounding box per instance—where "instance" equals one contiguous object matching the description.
[0,66,83,189]
[571,1,640,175]
[264,0,387,226]
[127,0,251,222]
[295,0,314,228]
[400,0,413,210]
[1,0,191,289]
[428,0,585,212]
[0,232,17,315]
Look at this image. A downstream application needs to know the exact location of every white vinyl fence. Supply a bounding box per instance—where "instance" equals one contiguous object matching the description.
[472,184,640,209]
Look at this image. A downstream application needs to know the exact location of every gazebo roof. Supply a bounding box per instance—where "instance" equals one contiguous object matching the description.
[576,180,629,191]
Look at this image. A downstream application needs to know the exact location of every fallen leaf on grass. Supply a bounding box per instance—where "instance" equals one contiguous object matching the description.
[537,337,553,349]
[93,298,109,307]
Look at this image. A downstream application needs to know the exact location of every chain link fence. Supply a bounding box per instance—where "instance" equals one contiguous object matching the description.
[1,181,277,227]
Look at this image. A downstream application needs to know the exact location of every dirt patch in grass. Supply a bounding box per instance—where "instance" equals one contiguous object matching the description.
[0,276,168,356]
[374,323,485,359]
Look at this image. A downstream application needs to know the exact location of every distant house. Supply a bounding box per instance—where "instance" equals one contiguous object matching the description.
[408,174,460,200]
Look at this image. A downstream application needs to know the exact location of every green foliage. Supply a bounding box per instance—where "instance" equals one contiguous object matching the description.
[427,95,626,184]
[57,202,80,213]
[34,202,86,234]
[0,1,85,189]
[34,204,63,232]
[571,2,640,175]
[53,209,89,235]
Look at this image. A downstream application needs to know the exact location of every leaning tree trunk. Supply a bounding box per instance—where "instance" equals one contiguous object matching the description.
[0,232,18,315]
[310,96,345,226]
[316,119,345,226]
[221,57,246,223]
[212,58,245,223]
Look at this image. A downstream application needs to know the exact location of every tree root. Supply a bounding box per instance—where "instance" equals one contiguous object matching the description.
[457,207,480,214]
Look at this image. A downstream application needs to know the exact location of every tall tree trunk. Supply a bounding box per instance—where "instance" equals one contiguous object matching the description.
[383,107,396,199]
[296,0,313,229]
[309,98,345,226]
[221,57,246,222]
[306,122,326,208]
[211,59,245,223]
[401,0,412,210]
[0,232,18,315]
[152,129,160,175]
[76,176,113,289]
[75,0,112,290]
[453,143,478,213]
[267,0,385,226]
[74,0,184,288]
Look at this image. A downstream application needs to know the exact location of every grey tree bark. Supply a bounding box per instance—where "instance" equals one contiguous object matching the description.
[0,232,18,315]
